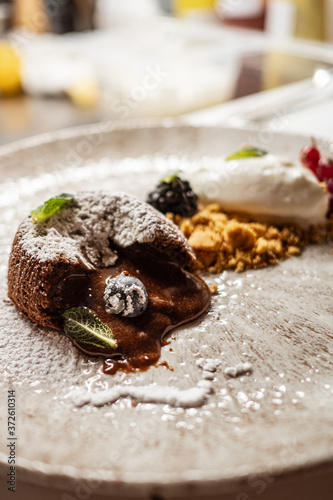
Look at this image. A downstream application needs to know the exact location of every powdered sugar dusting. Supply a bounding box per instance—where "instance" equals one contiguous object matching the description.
[69,358,216,408]
[224,362,253,378]
[0,300,82,384]
[17,191,194,270]
[69,382,210,408]
[104,291,125,315]
[196,358,221,373]
[121,284,147,317]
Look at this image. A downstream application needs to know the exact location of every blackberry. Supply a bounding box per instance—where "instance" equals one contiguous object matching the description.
[147,174,198,217]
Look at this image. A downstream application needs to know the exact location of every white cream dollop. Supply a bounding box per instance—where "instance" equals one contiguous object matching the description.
[185,154,328,228]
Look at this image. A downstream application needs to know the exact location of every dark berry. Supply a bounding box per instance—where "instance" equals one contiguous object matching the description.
[326,177,333,217]
[316,156,333,182]
[104,272,148,318]
[327,196,333,218]
[147,174,198,217]
[326,176,333,195]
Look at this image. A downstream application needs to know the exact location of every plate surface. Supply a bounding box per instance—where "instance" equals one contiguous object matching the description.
[0,123,333,498]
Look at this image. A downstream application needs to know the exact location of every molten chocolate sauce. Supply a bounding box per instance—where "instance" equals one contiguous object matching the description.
[60,251,210,374]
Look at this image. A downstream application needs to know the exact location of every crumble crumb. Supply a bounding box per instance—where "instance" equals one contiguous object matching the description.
[169,204,332,273]
[209,284,218,295]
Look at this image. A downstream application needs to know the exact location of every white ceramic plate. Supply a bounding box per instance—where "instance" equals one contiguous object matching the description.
[0,124,333,499]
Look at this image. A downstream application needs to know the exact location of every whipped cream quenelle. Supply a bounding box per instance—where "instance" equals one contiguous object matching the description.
[185,153,328,227]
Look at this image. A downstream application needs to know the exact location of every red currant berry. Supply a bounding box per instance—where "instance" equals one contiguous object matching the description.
[316,156,333,182]
[299,145,321,176]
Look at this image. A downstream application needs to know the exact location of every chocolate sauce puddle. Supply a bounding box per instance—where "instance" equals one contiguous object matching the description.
[60,251,210,374]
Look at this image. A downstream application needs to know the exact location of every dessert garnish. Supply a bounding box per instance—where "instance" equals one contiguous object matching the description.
[325,177,333,217]
[104,272,148,317]
[8,191,210,373]
[317,157,333,183]
[299,138,321,176]
[31,193,74,223]
[183,147,328,227]
[224,361,253,378]
[226,146,268,161]
[147,173,198,217]
[63,307,117,351]
[170,204,314,273]
[299,138,333,216]
[166,143,332,273]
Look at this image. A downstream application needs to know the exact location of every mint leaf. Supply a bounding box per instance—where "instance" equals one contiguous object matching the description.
[62,307,117,350]
[31,193,74,223]
[226,147,268,161]
[160,172,182,184]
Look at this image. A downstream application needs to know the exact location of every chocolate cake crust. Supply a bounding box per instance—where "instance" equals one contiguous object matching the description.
[8,191,196,329]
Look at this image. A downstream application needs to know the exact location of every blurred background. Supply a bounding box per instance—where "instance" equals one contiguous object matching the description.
[0,0,333,145]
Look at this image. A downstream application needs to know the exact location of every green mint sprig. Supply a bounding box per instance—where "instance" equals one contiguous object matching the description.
[160,172,182,184]
[31,193,74,223]
[226,147,268,161]
[62,307,117,351]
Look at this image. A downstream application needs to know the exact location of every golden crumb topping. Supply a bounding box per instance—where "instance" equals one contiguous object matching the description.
[168,204,332,273]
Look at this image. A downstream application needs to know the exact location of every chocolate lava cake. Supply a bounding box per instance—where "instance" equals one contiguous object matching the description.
[8,191,210,372]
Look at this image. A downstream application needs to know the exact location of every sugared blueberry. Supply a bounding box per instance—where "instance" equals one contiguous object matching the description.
[104,272,148,318]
